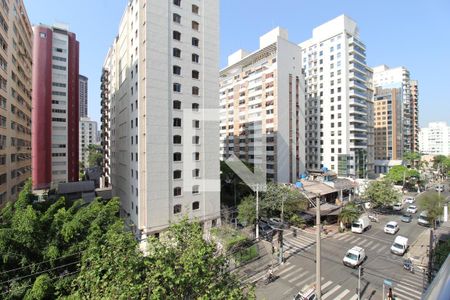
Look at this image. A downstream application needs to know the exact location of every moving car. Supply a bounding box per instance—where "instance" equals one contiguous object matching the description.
[343,246,366,268]
[351,215,371,233]
[400,214,413,223]
[404,196,415,204]
[393,203,403,211]
[384,221,399,234]
[406,205,418,214]
[418,211,430,226]
[391,236,409,256]
[268,217,290,229]
[293,284,316,300]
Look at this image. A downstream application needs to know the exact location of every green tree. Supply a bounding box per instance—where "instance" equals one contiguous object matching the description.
[86,144,103,168]
[403,151,421,168]
[386,165,420,186]
[261,183,307,220]
[338,203,360,230]
[220,161,253,208]
[362,179,401,208]
[237,195,256,225]
[417,193,444,229]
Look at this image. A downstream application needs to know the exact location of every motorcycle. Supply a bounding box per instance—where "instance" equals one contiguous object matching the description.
[403,258,414,273]
[368,214,379,223]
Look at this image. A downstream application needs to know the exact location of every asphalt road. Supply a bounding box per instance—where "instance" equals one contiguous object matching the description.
[256,203,430,300]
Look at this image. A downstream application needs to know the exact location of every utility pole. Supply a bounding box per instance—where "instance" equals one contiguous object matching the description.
[357,266,362,300]
[316,194,321,300]
[428,229,433,284]
[256,184,259,240]
[279,194,285,264]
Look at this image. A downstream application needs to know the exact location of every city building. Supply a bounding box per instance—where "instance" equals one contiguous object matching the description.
[219,27,305,183]
[100,67,110,188]
[32,24,79,190]
[419,122,450,155]
[372,65,419,154]
[373,87,404,174]
[102,0,220,238]
[79,74,88,118]
[299,15,372,178]
[0,0,33,206]
[79,117,99,165]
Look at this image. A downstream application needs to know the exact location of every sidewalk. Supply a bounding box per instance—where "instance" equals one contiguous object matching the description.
[300,223,341,238]
[408,228,431,270]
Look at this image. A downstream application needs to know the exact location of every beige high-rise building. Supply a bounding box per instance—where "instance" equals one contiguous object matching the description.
[219,28,305,183]
[102,0,220,237]
[0,0,32,206]
[410,80,419,153]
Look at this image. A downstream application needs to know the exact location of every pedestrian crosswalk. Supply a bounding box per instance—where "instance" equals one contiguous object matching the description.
[282,233,316,257]
[332,232,390,253]
[258,259,424,300]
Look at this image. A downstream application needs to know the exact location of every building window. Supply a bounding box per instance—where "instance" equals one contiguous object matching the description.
[173,0,181,6]
[173,203,182,213]
[192,37,199,47]
[173,13,181,24]
[192,54,199,63]
[192,70,199,79]
[174,188,182,197]
[174,170,182,179]
[192,136,200,144]
[193,152,200,161]
[173,47,181,58]
[173,135,182,144]
[173,30,181,41]
[173,118,182,127]
[193,120,200,129]
[173,83,181,92]
[192,103,199,111]
[173,100,181,110]
[192,86,199,95]
[173,152,182,161]
[192,4,199,14]
[173,65,181,75]
[192,185,199,194]
[192,201,200,210]
[192,21,199,31]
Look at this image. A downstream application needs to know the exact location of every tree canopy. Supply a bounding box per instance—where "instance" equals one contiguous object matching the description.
[0,180,254,299]
[417,193,444,229]
[362,179,401,207]
[385,165,420,186]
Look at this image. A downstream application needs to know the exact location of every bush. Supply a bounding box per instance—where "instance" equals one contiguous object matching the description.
[234,244,258,265]
[289,214,305,227]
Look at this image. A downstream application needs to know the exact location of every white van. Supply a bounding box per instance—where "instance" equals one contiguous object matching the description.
[351,215,371,233]
[343,246,366,268]
[391,236,408,255]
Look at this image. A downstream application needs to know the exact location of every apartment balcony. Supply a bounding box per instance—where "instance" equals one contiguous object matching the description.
[349,123,367,132]
[349,97,367,108]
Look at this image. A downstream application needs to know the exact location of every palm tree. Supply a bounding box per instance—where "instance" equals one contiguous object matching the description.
[338,203,360,230]
[403,151,421,169]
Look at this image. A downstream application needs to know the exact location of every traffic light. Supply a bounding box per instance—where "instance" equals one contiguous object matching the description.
[360,267,364,276]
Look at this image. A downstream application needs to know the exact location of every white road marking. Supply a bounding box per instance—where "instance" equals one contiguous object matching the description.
[321,280,332,289]
[334,289,350,300]
[322,285,341,299]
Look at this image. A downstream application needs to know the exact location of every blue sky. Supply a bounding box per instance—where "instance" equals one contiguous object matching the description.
[24,0,450,127]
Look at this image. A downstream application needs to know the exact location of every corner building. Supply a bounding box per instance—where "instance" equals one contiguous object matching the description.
[32,24,79,190]
[0,0,33,205]
[102,0,220,238]
[219,28,305,183]
[300,15,372,178]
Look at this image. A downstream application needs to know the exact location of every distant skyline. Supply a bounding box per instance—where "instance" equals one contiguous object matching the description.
[24,0,450,127]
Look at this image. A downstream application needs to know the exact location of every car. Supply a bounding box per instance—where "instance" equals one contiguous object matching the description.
[293,285,316,300]
[384,221,399,234]
[268,217,290,229]
[391,236,409,256]
[400,214,413,223]
[404,196,415,204]
[406,205,418,214]
[435,185,445,192]
[393,203,403,211]
[258,221,275,241]
[343,246,366,268]
[418,211,430,226]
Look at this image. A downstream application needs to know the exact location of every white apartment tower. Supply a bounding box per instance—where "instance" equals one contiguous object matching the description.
[219,28,305,183]
[102,0,220,237]
[300,15,372,178]
[79,117,99,165]
[419,122,450,155]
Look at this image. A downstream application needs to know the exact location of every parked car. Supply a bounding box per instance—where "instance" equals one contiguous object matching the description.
[418,211,430,226]
[384,221,399,234]
[404,196,415,204]
[393,203,403,211]
[343,246,366,268]
[400,214,413,223]
[258,221,275,241]
[406,205,418,214]
[435,185,445,192]
[351,215,371,233]
[391,236,409,256]
[268,217,290,229]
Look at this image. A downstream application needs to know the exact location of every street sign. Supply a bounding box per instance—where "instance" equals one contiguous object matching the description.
[384,279,393,286]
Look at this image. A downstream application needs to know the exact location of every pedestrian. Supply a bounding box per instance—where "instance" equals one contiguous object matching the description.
[387,287,393,300]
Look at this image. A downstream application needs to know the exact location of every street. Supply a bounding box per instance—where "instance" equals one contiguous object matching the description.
[256,209,430,300]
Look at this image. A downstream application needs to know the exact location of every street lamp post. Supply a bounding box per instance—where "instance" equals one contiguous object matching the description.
[256,183,259,240]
